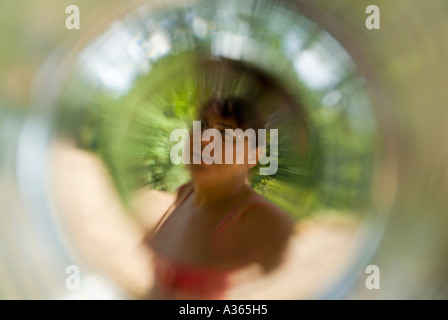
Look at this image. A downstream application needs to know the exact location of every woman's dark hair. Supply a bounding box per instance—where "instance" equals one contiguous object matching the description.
[200,96,267,132]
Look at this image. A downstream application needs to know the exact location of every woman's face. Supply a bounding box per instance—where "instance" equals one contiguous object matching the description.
[186,107,257,183]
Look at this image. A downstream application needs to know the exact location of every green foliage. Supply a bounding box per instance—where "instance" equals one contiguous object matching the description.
[58,33,375,220]
[64,52,375,219]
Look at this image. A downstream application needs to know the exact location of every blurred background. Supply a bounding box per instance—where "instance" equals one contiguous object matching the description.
[0,0,447,299]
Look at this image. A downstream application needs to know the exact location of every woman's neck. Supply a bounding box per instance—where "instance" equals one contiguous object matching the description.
[191,175,250,208]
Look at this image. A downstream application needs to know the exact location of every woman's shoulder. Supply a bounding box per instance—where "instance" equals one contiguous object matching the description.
[225,192,295,271]
[232,192,294,247]
[241,191,294,231]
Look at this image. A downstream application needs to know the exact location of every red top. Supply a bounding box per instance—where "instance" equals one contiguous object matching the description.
[149,184,266,299]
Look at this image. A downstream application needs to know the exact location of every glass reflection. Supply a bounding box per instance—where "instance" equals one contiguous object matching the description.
[1,0,383,300]
[49,0,378,299]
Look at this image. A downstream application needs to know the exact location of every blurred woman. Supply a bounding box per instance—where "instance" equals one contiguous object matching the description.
[146,96,294,299]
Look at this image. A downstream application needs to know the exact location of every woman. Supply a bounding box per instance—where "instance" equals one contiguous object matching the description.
[147,96,294,299]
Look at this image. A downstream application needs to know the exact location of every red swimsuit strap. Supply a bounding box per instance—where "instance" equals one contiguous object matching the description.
[151,183,194,235]
[177,184,195,206]
[209,195,270,265]
[211,194,265,237]
[158,184,264,235]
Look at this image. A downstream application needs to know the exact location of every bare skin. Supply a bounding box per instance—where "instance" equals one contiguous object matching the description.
[149,107,294,273]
